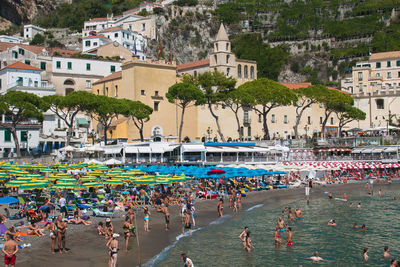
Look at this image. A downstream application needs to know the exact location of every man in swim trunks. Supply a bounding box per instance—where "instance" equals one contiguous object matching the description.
[56,216,67,254]
[294,208,302,220]
[286,227,293,246]
[288,207,294,222]
[162,203,170,231]
[2,234,18,267]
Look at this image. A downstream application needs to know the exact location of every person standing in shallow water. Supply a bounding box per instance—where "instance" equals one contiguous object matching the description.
[217,198,223,217]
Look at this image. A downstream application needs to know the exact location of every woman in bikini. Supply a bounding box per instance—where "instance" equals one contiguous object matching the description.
[274,227,282,245]
[143,207,150,232]
[106,233,119,267]
[245,231,255,252]
[122,217,131,252]
[56,216,67,254]
[46,221,57,254]
[105,218,114,240]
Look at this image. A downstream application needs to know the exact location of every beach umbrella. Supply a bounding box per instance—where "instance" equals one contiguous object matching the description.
[81,182,103,188]
[19,183,48,190]
[102,180,124,185]
[5,180,26,187]
[0,196,18,204]
[207,169,226,175]
[52,184,77,189]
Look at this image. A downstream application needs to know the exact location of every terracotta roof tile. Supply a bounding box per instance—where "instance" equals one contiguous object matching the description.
[82,35,111,40]
[89,17,108,22]
[0,42,76,57]
[93,71,122,85]
[4,61,42,71]
[98,27,123,34]
[370,51,400,61]
[176,59,210,71]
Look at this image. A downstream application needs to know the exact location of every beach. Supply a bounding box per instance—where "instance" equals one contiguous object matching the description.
[9,181,394,267]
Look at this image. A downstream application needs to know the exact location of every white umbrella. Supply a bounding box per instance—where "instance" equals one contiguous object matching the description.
[85,159,104,164]
[103,158,122,165]
[59,145,76,152]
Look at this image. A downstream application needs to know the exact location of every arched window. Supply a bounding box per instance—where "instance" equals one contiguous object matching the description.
[250,66,255,79]
[226,55,229,64]
[63,79,75,86]
[244,65,248,78]
[238,64,242,78]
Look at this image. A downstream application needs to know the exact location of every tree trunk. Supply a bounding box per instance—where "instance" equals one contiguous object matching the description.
[133,119,144,142]
[262,107,269,140]
[293,104,310,140]
[234,110,241,139]
[66,123,73,146]
[11,128,21,157]
[103,124,108,146]
[178,106,186,143]
[139,123,144,142]
[207,101,225,142]
[321,110,332,138]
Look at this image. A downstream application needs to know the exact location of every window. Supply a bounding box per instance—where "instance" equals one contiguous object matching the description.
[85,80,91,89]
[320,117,323,124]
[41,82,46,87]
[141,90,145,96]
[114,33,118,38]
[57,119,61,129]
[194,71,197,77]
[358,83,363,92]
[122,32,125,38]
[154,101,159,111]
[24,60,30,65]
[284,115,288,124]
[388,72,392,78]
[106,87,109,96]
[214,55,217,64]
[40,62,46,70]
[18,48,24,55]
[226,43,229,51]
[0,79,1,89]
[358,72,363,80]
[244,65,248,78]
[155,91,159,96]
[376,99,384,109]
[12,51,17,59]
[376,73,380,77]
[250,66,255,79]
[247,126,251,137]
[115,86,118,97]
[271,114,275,123]
[387,61,391,67]
[16,77,23,86]
[244,110,249,124]
[93,42,98,46]
[110,65,115,72]
[67,62,72,70]
[226,55,229,64]
[34,81,38,87]
[376,62,381,68]
[97,89,100,95]
[238,64,242,78]
[227,68,230,76]
[307,116,311,125]
[56,61,61,69]
[258,114,261,122]
[330,117,334,124]
[20,130,28,142]
[85,40,90,47]
[4,130,11,142]
[142,23,146,31]
[215,43,218,51]
[86,63,91,71]
[398,71,400,77]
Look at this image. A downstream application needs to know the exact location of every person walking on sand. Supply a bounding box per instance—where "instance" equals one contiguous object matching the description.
[162,203,170,231]
[56,216,67,254]
[107,233,119,267]
[181,253,194,267]
[47,220,57,254]
[286,227,293,246]
[143,207,150,232]
[217,198,224,217]
[2,234,18,267]
[123,217,131,252]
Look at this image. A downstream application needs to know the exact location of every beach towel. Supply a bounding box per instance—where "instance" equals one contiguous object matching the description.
[0,224,7,235]
[17,232,38,237]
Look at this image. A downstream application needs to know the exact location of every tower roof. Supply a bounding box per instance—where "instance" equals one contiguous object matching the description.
[215,23,229,41]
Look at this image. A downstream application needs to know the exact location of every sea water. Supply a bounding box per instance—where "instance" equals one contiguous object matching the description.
[151,189,400,266]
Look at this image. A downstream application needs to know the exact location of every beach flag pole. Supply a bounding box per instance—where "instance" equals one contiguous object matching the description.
[134,213,142,266]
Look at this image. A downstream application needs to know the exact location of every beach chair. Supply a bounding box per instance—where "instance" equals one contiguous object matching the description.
[91,207,116,218]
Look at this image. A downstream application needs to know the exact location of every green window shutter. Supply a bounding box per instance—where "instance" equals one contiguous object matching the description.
[20,131,27,142]
[40,62,46,70]
[67,62,72,69]
[56,61,61,69]
[86,63,91,70]
[4,130,11,142]
[110,65,115,72]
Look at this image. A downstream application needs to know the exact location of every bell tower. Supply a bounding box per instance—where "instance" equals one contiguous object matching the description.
[209,23,236,77]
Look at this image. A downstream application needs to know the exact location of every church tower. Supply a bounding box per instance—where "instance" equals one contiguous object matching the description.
[209,23,236,77]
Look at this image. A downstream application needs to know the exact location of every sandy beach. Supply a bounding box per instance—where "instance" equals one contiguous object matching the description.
[8,181,396,267]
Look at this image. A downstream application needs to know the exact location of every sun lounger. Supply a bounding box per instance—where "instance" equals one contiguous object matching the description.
[91,208,115,218]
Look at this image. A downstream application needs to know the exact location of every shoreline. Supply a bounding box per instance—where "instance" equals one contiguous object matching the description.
[14,181,395,267]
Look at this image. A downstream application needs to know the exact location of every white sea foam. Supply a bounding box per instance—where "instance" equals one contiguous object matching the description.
[246,204,264,211]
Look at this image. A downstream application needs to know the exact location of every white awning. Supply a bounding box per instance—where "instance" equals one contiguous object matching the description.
[384,147,398,153]
[362,148,373,153]
[206,147,224,153]
[151,147,164,153]
[251,147,270,153]
[351,148,363,153]
[137,147,151,153]
[164,145,179,152]
[220,147,240,153]
[372,148,384,153]
[182,144,205,153]
[103,147,122,154]
[124,147,138,154]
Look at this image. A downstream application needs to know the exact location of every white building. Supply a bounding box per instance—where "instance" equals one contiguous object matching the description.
[0,35,22,44]
[82,35,111,53]
[23,25,46,40]
[0,61,45,91]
